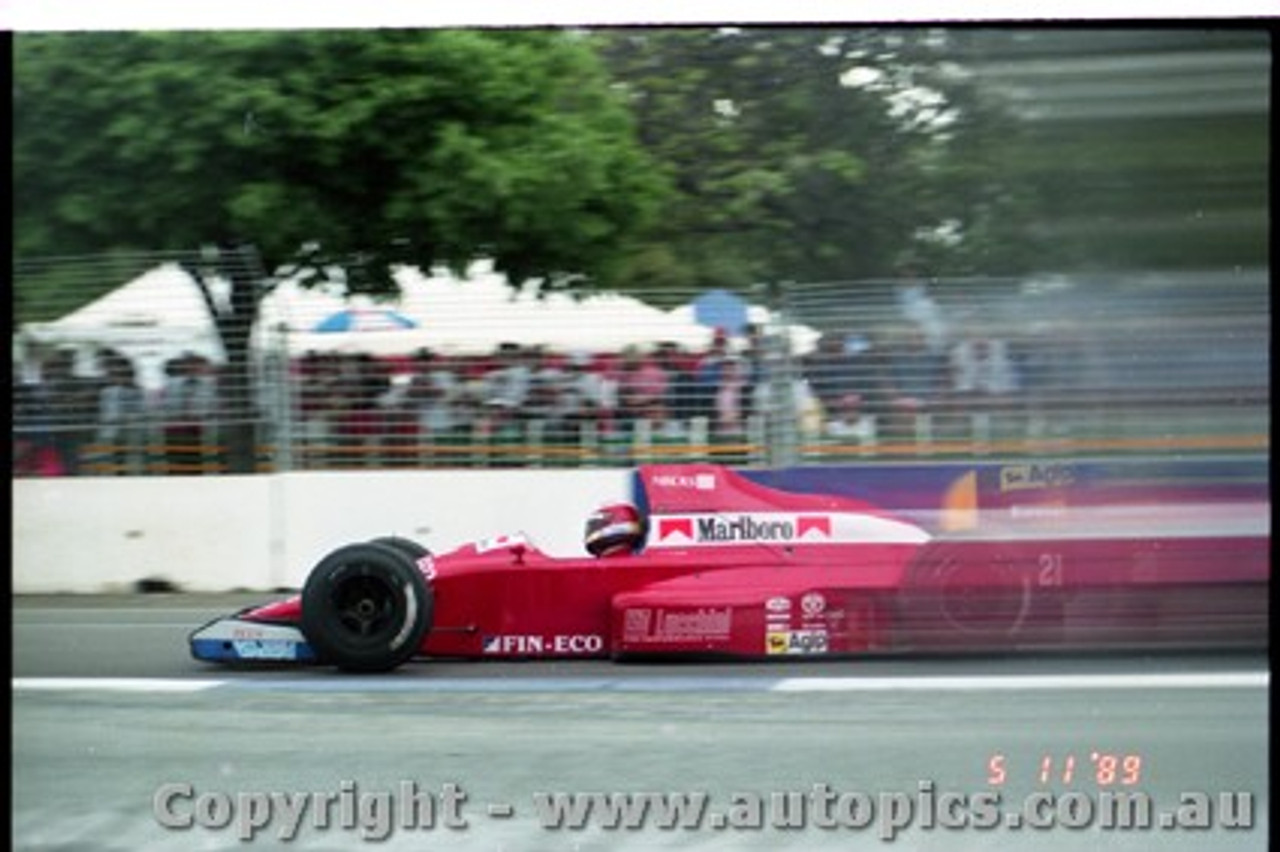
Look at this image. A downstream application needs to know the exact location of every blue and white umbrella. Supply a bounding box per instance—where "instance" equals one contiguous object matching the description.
[312,307,418,333]
[689,288,750,335]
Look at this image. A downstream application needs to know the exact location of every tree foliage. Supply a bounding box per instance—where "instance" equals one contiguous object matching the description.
[591,28,1039,292]
[14,29,671,472]
[14,29,669,297]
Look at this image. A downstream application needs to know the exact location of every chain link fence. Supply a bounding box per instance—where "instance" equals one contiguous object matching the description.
[12,251,1269,476]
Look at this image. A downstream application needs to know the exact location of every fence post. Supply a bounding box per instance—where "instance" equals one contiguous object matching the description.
[125,423,146,475]
[527,419,546,468]
[973,411,992,455]
[632,418,652,465]
[915,412,934,456]
[764,279,800,469]
[689,416,710,462]
[747,414,766,465]
[579,420,599,468]
[272,323,294,473]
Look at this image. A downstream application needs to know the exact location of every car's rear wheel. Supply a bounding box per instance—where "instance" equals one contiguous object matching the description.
[301,542,433,672]
[901,540,1039,649]
[930,550,1031,638]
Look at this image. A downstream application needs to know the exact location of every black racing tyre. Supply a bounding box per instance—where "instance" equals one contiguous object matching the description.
[928,546,1031,639]
[301,542,433,673]
[901,540,1035,649]
[369,536,431,562]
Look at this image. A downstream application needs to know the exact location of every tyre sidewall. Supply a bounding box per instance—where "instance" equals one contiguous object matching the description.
[369,536,431,562]
[301,542,432,672]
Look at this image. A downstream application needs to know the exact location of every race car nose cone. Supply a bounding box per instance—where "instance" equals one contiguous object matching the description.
[189,617,316,663]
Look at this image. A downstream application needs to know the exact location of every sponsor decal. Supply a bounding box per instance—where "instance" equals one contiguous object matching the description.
[999,463,1074,493]
[698,516,794,542]
[765,596,793,628]
[231,626,266,640]
[800,592,826,618]
[658,608,731,640]
[651,473,717,490]
[657,518,696,542]
[482,634,603,655]
[625,607,733,643]
[231,639,297,661]
[623,608,653,641]
[796,516,833,538]
[765,630,829,655]
[474,533,529,554]
[654,514,834,545]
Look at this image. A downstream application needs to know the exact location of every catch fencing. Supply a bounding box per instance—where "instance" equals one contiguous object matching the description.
[12,249,1270,476]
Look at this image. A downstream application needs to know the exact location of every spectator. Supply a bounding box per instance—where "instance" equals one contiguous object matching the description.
[881,326,947,441]
[483,343,532,437]
[946,324,1022,444]
[805,332,897,442]
[950,327,1020,397]
[452,354,495,436]
[803,333,859,432]
[740,323,767,420]
[161,352,220,474]
[549,352,606,444]
[894,262,949,357]
[752,368,823,441]
[617,347,669,433]
[13,360,72,477]
[589,352,622,438]
[333,354,390,466]
[654,342,698,437]
[524,349,564,425]
[295,352,340,465]
[714,356,750,438]
[36,348,99,474]
[690,328,731,425]
[406,348,463,442]
[93,349,146,473]
[375,363,420,468]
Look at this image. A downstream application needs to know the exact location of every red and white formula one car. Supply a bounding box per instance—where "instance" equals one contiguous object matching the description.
[190,463,1268,671]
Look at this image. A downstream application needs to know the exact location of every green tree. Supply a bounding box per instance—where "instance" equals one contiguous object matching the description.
[944,29,1270,272]
[592,28,1038,294]
[14,29,668,470]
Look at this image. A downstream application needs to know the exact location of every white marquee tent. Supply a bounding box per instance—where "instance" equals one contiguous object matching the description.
[17,263,228,392]
[17,259,819,391]
[265,262,717,357]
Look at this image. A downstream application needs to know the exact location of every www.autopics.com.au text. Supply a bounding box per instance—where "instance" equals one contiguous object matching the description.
[151,780,1257,842]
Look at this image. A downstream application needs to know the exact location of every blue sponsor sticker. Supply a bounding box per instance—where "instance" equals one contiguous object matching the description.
[231,639,298,661]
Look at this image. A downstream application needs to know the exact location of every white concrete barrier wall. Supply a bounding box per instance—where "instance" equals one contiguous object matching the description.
[13,470,632,593]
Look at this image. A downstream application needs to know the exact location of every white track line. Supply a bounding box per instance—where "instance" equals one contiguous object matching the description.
[12,671,1268,694]
[13,678,225,693]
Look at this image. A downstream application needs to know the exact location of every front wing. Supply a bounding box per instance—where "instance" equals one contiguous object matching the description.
[190,610,318,664]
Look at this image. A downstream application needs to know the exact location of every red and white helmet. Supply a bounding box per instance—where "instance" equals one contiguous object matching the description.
[585,502,644,557]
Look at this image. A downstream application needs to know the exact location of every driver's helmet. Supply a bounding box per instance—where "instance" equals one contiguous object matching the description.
[585,502,644,557]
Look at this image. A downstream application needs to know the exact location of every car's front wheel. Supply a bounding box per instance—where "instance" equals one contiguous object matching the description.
[301,541,433,672]
[369,535,431,562]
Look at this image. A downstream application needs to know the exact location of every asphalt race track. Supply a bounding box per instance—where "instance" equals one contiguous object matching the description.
[14,594,1269,852]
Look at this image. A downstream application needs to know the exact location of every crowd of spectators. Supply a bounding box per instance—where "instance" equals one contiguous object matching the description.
[14,347,225,476]
[14,272,1046,476]
[799,270,1033,445]
[290,326,773,466]
[273,286,1034,464]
